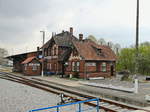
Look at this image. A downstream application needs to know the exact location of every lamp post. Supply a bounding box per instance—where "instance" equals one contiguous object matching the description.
[40,31,45,77]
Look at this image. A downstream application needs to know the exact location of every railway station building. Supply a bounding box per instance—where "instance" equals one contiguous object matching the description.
[42,27,117,78]
[7,27,116,78]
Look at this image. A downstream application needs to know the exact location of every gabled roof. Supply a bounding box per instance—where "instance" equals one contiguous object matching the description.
[73,39,117,61]
[21,56,40,64]
[42,31,78,48]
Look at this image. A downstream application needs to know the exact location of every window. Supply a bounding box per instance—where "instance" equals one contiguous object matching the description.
[97,48,102,55]
[47,63,49,70]
[72,62,80,72]
[48,48,51,56]
[77,62,80,71]
[44,48,47,56]
[53,47,57,56]
[24,64,27,70]
[33,65,37,71]
[32,63,40,71]
[72,62,75,71]
[50,63,51,70]
[101,62,107,72]
[54,63,57,71]
[86,62,96,66]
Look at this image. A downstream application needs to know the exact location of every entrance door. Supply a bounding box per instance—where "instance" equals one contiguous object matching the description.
[111,65,114,76]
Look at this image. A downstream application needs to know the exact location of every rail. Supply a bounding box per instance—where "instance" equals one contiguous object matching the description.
[0,71,149,112]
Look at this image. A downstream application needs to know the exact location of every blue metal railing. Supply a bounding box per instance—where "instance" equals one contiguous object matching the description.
[28,98,100,112]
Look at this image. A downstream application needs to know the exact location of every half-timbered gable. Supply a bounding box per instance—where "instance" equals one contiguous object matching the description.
[42,28,78,75]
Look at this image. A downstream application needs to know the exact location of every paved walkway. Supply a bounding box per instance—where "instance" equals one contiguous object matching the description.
[30,75,150,107]
[34,76,81,87]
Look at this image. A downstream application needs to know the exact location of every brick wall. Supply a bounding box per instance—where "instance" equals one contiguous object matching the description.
[22,60,41,76]
[65,60,115,78]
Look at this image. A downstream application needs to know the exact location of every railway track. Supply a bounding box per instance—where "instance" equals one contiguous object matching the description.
[0,71,149,112]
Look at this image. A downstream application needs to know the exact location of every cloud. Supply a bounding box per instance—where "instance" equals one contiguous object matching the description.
[0,0,150,55]
[0,0,51,17]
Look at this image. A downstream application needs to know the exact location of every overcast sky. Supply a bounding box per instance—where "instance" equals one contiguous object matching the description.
[0,0,150,55]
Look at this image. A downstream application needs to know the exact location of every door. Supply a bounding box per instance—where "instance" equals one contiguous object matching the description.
[111,65,114,76]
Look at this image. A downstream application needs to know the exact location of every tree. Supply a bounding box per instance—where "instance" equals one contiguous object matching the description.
[98,38,106,45]
[116,48,135,73]
[138,45,150,75]
[114,43,121,55]
[107,41,114,49]
[87,35,97,43]
[0,48,8,65]
[117,42,150,75]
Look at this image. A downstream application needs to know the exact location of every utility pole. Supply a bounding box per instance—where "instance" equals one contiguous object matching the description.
[135,0,139,75]
[40,31,45,77]
[136,0,139,51]
[134,0,140,94]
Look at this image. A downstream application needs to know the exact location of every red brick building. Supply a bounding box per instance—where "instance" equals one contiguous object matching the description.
[21,56,41,75]
[7,28,116,78]
[42,28,117,78]
[65,38,116,78]
[7,49,42,76]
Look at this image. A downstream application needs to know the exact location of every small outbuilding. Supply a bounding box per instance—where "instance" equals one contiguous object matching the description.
[21,56,41,76]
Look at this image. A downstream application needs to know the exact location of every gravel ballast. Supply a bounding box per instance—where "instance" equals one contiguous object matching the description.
[0,78,97,112]
[0,79,59,112]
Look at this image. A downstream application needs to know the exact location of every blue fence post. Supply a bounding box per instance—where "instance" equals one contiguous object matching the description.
[78,103,81,112]
[96,98,99,112]
[57,107,59,112]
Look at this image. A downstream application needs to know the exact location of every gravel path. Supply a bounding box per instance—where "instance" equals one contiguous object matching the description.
[0,79,59,112]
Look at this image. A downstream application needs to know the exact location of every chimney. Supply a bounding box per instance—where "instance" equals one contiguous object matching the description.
[37,46,40,58]
[70,27,73,35]
[37,46,40,51]
[79,34,83,41]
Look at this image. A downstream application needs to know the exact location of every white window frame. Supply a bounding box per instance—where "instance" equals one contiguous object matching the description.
[50,63,51,70]
[86,62,96,66]
[72,62,80,72]
[77,62,80,72]
[24,64,27,70]
[101,62,107,72]
[32,64,38,71]
[72,62,75,71]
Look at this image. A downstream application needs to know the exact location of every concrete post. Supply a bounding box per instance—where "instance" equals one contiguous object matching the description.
[134,78,138,94]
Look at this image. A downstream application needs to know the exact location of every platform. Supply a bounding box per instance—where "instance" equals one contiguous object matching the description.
[26,75,150,107]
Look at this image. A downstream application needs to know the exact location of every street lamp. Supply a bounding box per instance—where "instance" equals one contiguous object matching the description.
[40,31,45,77]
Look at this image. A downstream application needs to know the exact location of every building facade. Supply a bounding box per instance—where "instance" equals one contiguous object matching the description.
[7,27,116,78]
[42,28,117,78]
[7,49,42,75]
[22,56,41,75]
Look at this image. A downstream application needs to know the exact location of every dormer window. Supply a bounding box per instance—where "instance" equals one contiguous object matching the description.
[97,48,102,55]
